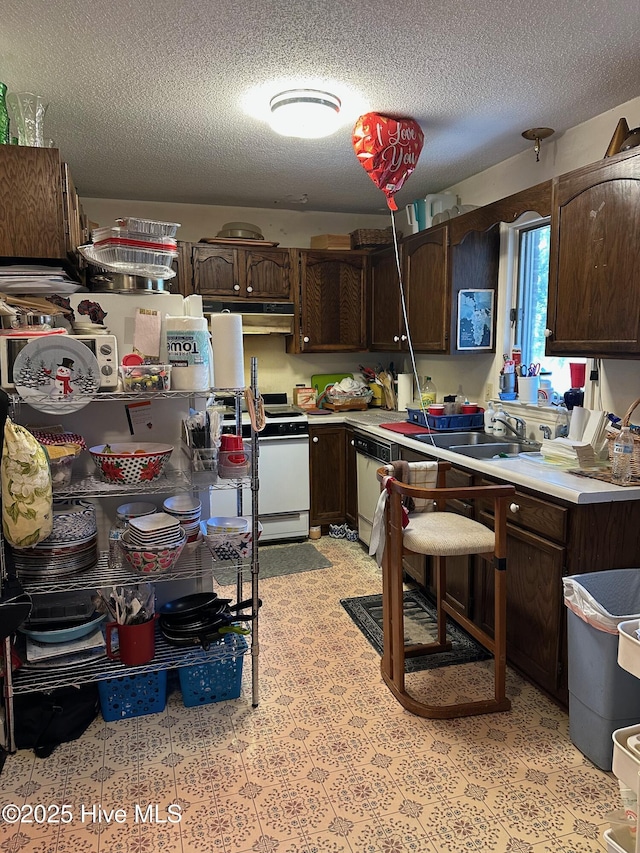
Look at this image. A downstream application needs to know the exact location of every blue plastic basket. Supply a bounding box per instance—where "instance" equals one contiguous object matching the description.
[178,633,248,707]
[98,671,167,721]
[407,408,484,431]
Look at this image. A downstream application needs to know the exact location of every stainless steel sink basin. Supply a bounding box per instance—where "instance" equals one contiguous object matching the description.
[414,431,541,459]
[451,442,540,459]
[416,431,502,449]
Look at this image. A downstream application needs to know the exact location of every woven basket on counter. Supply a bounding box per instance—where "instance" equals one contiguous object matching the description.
[607,397,640,476]
[350,227,400,249]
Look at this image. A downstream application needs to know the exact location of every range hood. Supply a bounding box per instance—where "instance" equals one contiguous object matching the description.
[202,300,295,335]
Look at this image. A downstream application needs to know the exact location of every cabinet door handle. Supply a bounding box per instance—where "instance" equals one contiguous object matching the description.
[234,284,240,291]
[312,436,319,443]
[303,335,310,343]
[350,439,355,446]
[509,503,520,514]
[544,328,553,338]
[401,335,407,341]
[247,286,253,293]
[393,335,400,342]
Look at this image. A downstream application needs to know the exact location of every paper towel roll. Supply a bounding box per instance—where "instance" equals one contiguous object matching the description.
[210,313,245,390]
[396,374,414,411]
[165,316,211,391]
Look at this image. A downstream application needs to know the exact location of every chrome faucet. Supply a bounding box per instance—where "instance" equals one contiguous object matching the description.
[492,415,527,440]
[539,425,552,440]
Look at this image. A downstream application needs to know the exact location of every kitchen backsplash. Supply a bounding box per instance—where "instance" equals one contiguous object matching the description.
[245,334,493,405]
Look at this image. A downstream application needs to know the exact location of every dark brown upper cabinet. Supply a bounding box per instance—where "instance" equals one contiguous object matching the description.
[189,244,293,300]
[546,148,640,357]
[288,250,367,353]
[369,245,406,351]
[402,225,451,352]
[0,146,86,275]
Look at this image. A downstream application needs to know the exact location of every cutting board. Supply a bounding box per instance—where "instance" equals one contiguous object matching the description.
[310,373,353,394]
[379,422,433,435]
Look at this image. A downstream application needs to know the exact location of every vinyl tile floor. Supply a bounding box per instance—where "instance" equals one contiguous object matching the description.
[0,538,620,852]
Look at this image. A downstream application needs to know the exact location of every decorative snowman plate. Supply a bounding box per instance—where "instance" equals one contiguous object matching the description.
[13,336,101,414]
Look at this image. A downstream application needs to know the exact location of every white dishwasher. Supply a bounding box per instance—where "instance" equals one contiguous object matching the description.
[354,432,399,546]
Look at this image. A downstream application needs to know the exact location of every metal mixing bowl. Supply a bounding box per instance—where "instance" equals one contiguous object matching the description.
[87,268,166,293]
[216,221,263,239]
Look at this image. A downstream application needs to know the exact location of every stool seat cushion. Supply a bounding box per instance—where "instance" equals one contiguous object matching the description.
[403,511,495,556]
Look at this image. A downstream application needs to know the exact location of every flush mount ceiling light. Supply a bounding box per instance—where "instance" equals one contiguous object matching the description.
[522,127,555,162]
[269,89,342,139]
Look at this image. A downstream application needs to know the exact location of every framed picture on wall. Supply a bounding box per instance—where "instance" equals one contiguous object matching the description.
[457,289,494,351]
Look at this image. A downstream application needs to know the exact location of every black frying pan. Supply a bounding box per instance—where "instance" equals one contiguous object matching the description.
[160,596,258,626]
[160,597,259,651]
[159,592,226,620]
[160,617,250,651]
[159,610,252,635]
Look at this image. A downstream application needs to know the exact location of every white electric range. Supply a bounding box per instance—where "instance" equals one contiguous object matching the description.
[212,393,310,542]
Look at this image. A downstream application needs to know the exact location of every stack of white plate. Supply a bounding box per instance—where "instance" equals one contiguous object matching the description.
[205,516,249,534]
[126,512,183,548]
[163,495,202,543]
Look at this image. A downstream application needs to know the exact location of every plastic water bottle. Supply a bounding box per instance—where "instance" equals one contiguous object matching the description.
[492,405,508,437]
[484,401,495,436]
[619,778,638,838]
[612,426,634,485]
[420,376,437,406]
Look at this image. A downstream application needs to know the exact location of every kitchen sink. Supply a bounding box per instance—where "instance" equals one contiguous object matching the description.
[450,442,540,459]
[414,431,541,459]
[415,431,502,448]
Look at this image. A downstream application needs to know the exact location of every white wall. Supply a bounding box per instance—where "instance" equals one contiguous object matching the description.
[81,198,391,248]
[447,96,640,207]
[424,94,640,418]
[81,95,640,413]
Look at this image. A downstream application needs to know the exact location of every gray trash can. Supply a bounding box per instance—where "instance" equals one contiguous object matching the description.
[564,569,640,771]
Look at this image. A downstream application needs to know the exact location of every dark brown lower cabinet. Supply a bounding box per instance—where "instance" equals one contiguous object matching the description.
[475,482,569,703]
[309,425,346,529]
[476,511,565,698]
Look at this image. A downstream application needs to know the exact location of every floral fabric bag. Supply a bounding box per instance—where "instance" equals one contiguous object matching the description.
[1,418,53,548]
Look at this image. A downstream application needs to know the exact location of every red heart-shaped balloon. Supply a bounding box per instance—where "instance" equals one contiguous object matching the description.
[353,113,424,210]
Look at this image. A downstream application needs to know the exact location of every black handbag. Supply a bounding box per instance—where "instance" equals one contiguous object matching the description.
[12,683,100,758]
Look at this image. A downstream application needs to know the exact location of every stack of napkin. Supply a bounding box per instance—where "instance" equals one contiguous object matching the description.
[541,407,609,466]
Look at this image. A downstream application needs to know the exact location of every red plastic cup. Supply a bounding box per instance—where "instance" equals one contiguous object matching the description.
[106,617,156,666]
[569,362,586,388]
[220,434,243,451]
[220,433,246,463]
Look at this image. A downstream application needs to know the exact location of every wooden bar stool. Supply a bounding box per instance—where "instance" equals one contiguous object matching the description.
[376,462,515,719]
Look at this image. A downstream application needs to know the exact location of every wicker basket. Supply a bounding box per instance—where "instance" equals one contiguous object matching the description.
[350,227,400,249]
[607,397,640,476]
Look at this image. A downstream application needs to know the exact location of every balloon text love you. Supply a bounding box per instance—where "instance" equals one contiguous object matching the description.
[353,113,424,210]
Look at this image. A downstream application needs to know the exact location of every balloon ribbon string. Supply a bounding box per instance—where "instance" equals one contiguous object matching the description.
[389,209,435,447]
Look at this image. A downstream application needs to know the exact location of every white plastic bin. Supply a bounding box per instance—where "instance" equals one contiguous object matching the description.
[604,827,635,853]
[619,620,640,678]
[564,570,640,771]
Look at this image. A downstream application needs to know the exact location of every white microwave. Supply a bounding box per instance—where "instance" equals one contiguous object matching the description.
[0,334,119,391]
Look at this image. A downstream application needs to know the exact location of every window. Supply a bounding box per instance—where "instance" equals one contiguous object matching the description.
[511,221,584,395]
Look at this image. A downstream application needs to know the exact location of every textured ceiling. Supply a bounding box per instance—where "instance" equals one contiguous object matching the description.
[2,0,640,214]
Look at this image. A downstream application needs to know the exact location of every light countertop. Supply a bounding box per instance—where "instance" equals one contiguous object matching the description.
[307,408,639,505]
